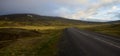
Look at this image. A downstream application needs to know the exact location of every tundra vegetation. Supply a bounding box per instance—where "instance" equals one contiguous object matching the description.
[0,14,119,56]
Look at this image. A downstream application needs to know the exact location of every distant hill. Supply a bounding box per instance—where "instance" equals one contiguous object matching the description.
[0,14,119,26]
[0,14,93,26]
[108,20,120,24]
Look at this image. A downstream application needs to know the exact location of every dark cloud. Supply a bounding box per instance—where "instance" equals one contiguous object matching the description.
[0,0,120,21]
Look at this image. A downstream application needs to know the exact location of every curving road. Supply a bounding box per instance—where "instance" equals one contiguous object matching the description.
[59,28,120,56]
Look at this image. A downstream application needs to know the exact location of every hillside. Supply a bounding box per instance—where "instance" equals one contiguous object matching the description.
[107,20,120,24]
[0,14,91,26]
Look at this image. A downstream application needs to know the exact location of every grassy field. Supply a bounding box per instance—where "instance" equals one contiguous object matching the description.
[0,14,120,56]
[0,26,70,30]
[0,26,63,56]
[0,23,119,56]
[0,24,120,56]
[77,23,120,38]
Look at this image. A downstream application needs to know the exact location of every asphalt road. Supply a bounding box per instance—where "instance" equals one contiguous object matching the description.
[59,28,120,56]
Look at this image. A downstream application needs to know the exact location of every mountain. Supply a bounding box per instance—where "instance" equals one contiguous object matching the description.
[0,14,92,26]
[108,20,120,24]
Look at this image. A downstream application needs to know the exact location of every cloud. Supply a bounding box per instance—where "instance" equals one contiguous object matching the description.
[53,0,119,18]
[112,6,117,10]
[0,0,120,22]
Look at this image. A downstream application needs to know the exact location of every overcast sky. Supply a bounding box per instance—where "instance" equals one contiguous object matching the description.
[0,0,120,22]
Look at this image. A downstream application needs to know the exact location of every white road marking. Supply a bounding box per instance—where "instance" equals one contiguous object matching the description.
[93,37,120,48]
[73,29,120,49]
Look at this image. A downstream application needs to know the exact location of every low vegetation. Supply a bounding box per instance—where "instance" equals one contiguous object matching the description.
[0,14,119,56]
[0,27,62,56]
[77,23,120,37]
[0,28,41,41]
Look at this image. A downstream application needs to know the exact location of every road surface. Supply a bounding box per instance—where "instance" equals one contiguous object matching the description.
[59,28,120,56]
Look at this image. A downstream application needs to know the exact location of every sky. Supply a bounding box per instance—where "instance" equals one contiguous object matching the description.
[0,0,120,22]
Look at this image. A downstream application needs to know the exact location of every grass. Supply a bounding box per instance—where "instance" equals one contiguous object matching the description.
[0,23,119,56]
[0,28,41,41]
[0,26,70,30]
[77,23,120,37]
[0,14,119,56]
[0,27,63,56]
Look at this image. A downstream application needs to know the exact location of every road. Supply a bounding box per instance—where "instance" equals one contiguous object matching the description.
[59,28,120,56]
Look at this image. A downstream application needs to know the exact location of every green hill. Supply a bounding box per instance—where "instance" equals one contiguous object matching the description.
[0,14,90,26]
